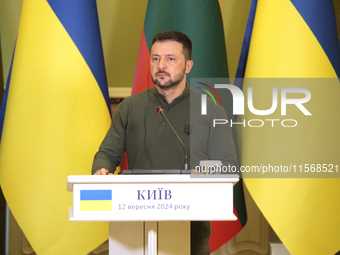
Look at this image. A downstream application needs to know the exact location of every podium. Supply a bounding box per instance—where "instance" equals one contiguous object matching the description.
[67,174,239,255]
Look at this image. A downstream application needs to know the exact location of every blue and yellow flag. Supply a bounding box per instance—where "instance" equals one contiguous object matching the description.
[80,190,113,211]
[237,0,340,254]
[0,0,111,254]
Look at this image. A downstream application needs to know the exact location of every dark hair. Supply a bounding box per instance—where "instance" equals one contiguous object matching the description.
[151,31,192,61]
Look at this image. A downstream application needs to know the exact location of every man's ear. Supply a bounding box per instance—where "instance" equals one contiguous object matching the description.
[185,60,194,74]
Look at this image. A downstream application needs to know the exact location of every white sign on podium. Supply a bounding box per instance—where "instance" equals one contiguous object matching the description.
[67,174,239,255]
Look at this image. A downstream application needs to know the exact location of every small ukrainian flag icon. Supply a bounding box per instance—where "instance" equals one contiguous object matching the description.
[80,190,112,211]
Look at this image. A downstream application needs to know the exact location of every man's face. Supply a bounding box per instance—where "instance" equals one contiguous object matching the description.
[150,40,191,90]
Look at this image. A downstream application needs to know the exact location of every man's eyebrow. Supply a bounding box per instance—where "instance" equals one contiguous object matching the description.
[151,54,177,58]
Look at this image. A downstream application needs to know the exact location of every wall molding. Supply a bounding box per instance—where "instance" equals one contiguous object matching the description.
[108,87,132,99]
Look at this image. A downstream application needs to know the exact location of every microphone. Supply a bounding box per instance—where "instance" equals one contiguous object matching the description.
[157,107,188,170]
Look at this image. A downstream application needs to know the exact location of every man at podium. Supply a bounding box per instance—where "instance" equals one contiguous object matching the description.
[92,31,238,255]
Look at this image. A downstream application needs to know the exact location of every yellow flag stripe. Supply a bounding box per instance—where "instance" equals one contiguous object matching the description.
[80,201,112,211]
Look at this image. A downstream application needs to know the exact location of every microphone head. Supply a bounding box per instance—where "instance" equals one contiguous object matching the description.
[157,107,164,115]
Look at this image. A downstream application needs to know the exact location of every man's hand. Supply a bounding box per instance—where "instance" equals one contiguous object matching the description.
[190,169,202,175]
[93,168,113,175]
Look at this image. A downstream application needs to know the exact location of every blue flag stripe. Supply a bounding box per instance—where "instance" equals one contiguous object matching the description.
[80,190,112,201]
[290,0,340,77]
[0,46,15,144]
[46,0,111,113]
[235,0,257,83]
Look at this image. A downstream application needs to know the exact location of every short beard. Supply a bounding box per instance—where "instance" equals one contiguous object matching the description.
[152,70,185,90]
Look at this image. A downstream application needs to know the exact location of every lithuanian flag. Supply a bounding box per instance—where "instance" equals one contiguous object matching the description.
[130,0,247,252]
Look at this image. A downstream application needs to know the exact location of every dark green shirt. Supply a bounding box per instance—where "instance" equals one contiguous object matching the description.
[92,86,238,173]
[92,85,238,238]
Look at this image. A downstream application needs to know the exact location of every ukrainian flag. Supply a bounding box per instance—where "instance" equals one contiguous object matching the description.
[80,190,112,211]
[237,0,340,254]
[0,1,111,254]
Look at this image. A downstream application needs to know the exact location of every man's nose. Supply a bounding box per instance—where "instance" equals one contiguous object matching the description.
[158,58,167,69]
